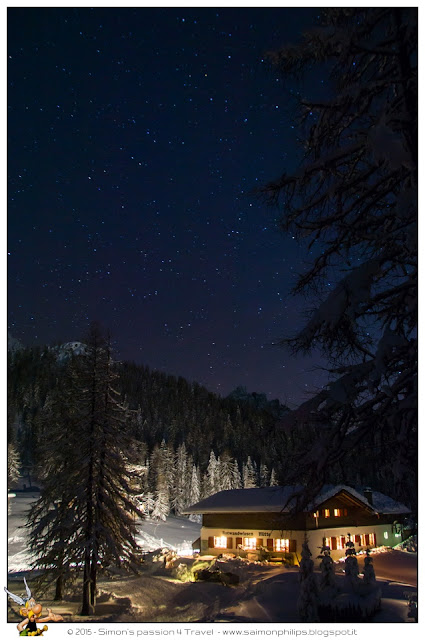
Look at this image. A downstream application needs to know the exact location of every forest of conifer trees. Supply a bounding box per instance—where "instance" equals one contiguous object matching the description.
[7,336,284,519]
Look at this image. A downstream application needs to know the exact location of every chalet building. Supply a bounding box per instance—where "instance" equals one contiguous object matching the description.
[184,485,411,564]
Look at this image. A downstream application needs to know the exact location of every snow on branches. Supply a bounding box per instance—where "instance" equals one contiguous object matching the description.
[263,8,417,508]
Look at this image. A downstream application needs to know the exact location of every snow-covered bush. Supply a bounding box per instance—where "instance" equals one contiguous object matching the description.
[344,541,360,592]
[297,538,319,622]
[317,546,337,607]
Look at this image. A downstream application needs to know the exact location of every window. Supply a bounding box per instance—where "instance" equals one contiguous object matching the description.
[243,537,257,549]
[360,533,376,547]
[214,536,227,549]
[275,539,289,552]
[334,508,341,517]
[384,531,389,540]
[324,537,331,549]
[313,511,319,518]
[336,536,346,550]
[324,509,330,518]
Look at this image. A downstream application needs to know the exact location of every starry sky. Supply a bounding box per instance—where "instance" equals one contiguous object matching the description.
[8,6,329,408]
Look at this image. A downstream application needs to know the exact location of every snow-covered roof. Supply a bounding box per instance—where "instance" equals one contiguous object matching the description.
[354,487,411,515]
[183,486,303,514]
[310,484,376,512]
[184,485,410,515]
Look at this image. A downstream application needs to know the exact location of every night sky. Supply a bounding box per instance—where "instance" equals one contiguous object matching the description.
[8,6,329,408]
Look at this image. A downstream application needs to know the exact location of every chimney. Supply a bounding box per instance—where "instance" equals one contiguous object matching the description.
[363,488,373,505]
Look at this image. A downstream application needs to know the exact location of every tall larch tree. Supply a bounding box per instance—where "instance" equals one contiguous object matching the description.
[28,324,143,615]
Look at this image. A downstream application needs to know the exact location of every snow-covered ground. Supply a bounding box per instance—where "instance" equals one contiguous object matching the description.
[7,492,201,572]
[135,515,201,555]
[7,492,417,624]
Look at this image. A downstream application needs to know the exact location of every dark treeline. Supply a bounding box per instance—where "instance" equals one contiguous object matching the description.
[117,360,288,470]
[8,340,415,513]
[7,343,290,487]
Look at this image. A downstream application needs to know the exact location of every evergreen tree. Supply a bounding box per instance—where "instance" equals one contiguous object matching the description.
[259,463,270,487]
[172,443,191,515]
[344,539,360,592]
[217,451,235,491]
[7,443,20,490]
[362,549,377,586]
[188,464,202,523]
[297,537,319,622]
[229,459,242,489]
[318,546,336,591]
[242,456,257,488]
[27,324,143,614]
[269,468,278,487]
[203,450,219,497]
[137,491,155,517]
[262,7,417,509]
[151,440,173,520]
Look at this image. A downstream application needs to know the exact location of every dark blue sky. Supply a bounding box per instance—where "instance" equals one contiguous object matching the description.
[8,7,329,407]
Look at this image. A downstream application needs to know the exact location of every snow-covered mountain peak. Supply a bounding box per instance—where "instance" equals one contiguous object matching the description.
[55,341,88,362]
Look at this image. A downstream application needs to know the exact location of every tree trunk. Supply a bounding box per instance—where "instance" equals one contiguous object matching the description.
[54,575,63,601]
[81,551,93,615]
[90,551,97,608]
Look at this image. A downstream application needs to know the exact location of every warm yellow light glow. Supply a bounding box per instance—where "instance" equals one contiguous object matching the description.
[334,508,341,517]
[214,536,227,549]
[336,536,345,550]
[324,508,330,518]
[275,539,289,552]
[243,537,257,549]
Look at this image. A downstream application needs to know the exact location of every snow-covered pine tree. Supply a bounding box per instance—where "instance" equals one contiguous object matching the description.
[188,464,202,523]
[27,323,143,614]
[151,475,170,521]
[7,443,20,490]
[259,463,270,487]
[317,545,337,608]
[269,468,278,486]
[344,539,360,592]
[262,7,417,510]
[217,450,235,491]
[137,491,155,517]
[297,537,319,622]
[230,458,242,489]
[203,450,219,497]
[242,456,257,488]
[362,549,376,586]
[172,443,191,515]
[28,379,85,601]
[151,441,172,521]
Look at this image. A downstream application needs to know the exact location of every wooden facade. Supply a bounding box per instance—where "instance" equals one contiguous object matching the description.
[185,486,411,564]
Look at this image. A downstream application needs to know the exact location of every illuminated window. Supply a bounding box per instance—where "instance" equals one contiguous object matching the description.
[324,537,331,548]
[313,511,319,518]
[336,536,346,550]
[324,508,330,518]
[214,536,227,549]
[359,533,376,547]
[384,531,389,540]
[334,508,341,517]
[243,537,257,549]
[275,539,289,552]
